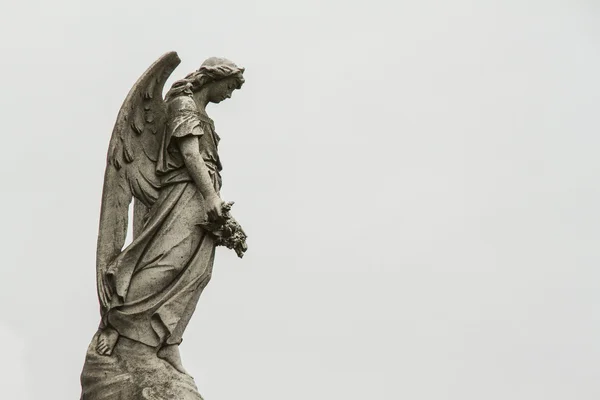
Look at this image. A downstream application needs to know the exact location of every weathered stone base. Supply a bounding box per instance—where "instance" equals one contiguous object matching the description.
[80,331,203,400]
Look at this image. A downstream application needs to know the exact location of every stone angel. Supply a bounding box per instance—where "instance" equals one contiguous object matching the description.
[80,52,248,400]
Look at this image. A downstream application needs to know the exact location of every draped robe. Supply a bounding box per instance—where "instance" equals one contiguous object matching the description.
[105,95,222,347]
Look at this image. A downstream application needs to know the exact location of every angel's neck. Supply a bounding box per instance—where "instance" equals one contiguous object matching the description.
[192,91,210,114]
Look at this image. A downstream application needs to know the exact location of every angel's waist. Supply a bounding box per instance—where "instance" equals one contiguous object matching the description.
[159,164,221,188]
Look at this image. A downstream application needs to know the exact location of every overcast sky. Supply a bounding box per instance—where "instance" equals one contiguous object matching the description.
[0,1,599,399]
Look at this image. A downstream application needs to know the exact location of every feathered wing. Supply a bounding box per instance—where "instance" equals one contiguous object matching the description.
[96,51,181,308]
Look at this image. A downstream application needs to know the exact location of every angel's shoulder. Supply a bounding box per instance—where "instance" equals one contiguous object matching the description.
[167,95,197,114]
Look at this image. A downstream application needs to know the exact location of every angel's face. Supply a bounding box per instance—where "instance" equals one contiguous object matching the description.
[209,77,239,104]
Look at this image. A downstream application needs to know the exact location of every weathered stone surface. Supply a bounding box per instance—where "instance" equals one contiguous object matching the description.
[80,51,248,399]
[81,331,202,400]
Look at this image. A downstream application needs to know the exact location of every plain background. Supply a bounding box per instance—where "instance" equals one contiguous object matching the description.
[0,1,599,399]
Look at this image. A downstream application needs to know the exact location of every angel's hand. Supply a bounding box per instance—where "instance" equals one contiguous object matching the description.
[97,268,113,309]
[205,194,225,223]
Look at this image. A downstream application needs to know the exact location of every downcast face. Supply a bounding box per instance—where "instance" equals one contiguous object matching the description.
[209,77,240,103]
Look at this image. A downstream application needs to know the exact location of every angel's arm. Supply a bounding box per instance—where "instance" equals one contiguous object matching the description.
[178,136,223,220]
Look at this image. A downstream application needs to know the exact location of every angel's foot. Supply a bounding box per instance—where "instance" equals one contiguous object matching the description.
[157,344,188,375]
[96,327,119,356]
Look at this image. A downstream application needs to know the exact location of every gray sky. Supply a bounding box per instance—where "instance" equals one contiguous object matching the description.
[1,1,599,399]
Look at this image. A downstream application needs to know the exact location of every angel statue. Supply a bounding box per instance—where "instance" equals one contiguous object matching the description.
[80,52,248,400]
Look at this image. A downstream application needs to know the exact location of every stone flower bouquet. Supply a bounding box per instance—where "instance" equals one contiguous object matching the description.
[200,201,248,258]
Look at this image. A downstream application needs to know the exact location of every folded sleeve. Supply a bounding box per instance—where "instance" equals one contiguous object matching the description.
[157,95,206,175]
[168,96,205,139]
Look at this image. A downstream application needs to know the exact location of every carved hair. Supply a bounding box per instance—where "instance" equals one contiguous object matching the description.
[165,57,245,101]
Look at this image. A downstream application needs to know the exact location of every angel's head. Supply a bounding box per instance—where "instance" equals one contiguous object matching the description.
[166,57,245,104]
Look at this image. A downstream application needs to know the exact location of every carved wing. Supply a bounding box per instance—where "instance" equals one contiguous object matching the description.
[97,51,181,281]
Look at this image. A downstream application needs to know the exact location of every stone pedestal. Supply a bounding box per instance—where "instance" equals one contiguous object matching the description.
[80,331,202,400]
